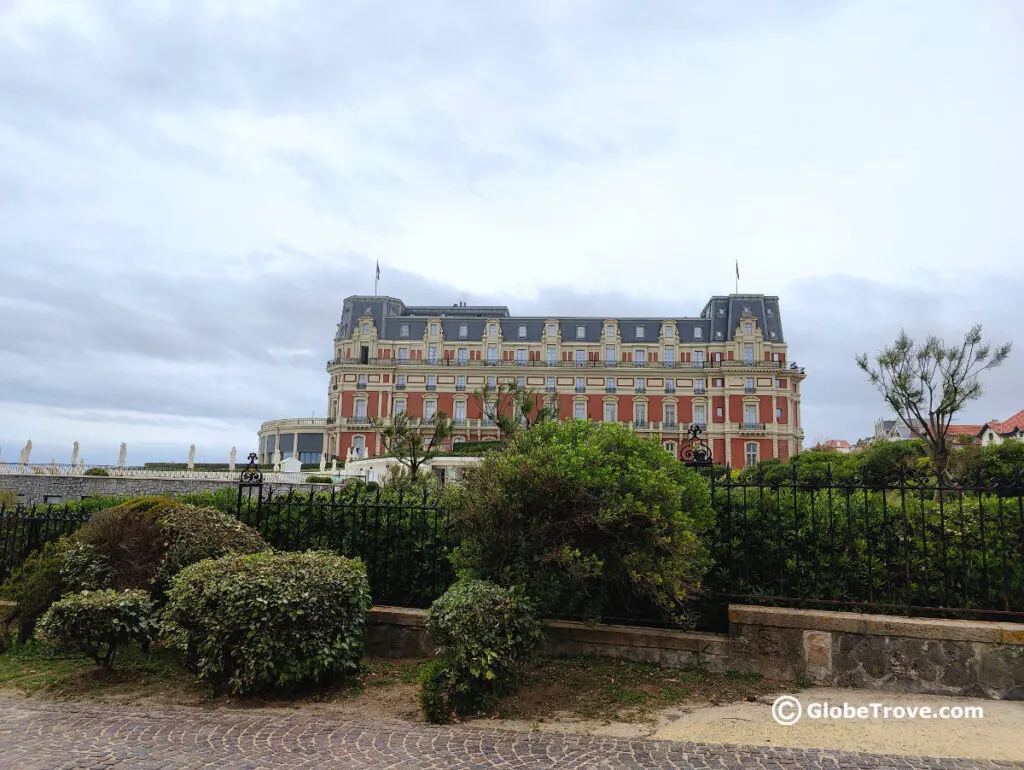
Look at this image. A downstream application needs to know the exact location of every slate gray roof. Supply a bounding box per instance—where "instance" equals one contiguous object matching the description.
[336,294,786,343]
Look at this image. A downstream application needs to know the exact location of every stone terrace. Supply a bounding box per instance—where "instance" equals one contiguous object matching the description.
[0,698,1019,769]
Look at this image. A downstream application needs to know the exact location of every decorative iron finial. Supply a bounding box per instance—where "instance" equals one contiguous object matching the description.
[240,452,263,485]
[681,423,713,467]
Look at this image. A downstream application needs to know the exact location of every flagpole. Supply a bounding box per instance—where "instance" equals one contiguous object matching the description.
[375,260,380,296]
[735,259,739,294]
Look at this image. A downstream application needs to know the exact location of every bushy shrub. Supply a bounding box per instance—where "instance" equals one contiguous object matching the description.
[447,420,714,625]
[421,579,541,722]
[71,497,269,594]
[0,625,12,654]
[305,474,333,484]
[83,467,110,476]
[0,538,70,640]
[161,551,371,695]
[38,589,155,667]
[60,541,111,591]
[0,489,18,507]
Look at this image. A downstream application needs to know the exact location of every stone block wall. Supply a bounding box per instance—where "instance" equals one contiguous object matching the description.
[729,605,1024,700]
[0,474,239,506]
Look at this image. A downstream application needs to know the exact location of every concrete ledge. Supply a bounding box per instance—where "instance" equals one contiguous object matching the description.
[729,605,1024,646]
[547,620,729,656]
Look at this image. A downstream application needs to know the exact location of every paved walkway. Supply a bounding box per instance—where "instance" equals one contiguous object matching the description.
[0,698,1020,769]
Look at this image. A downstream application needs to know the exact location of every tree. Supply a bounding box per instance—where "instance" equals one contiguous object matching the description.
[856,325,1011,481]
[470,382,560,440]
[370,411,453,481]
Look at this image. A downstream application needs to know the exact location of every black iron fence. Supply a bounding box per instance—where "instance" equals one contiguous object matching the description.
[702,469,1024,627]
[0,504,94,584]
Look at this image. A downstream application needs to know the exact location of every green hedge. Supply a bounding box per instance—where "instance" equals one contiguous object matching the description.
[38,589,155,667]
[161,551,372,695]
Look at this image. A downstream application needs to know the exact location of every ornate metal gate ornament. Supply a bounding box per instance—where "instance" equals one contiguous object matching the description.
[681,423,713,467]
[239,452,263,486]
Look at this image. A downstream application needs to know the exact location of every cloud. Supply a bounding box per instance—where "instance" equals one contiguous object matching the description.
[0,0,1021,462]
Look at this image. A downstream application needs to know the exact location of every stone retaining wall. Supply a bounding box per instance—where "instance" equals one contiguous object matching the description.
[365,605,1024,700]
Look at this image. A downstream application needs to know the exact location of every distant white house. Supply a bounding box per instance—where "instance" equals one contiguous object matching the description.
[340,455,482,485]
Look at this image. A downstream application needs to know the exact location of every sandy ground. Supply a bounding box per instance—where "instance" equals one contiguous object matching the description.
[489,687,1024,762]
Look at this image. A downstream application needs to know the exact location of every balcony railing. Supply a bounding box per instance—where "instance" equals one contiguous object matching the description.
[349,416,371,425]
[356,383,366,390]
[605,386,616,393]
[456,385,465,391]
[694,387,705,394]
[634,420,649,428]
[664,421,677,429]
[326,417,336,425]
[426,384,436,391]
[546,386,556,393]
[745,386,756,393]
[741,422,766,431]
[396,383,406,390]
[575,386,585,393]
[453,418,467,426]
[635,387,646,394]
[327,357,796,371]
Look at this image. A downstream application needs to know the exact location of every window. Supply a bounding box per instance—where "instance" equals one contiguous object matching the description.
[576,325,586,339]
[398,347,408,363]
[745,404,758,424]
[635,349,646,366]
[458,324,468,338]
[694,378,705,394]
[455,401,466,422]
[606,325,615,340]
[487,376,496,388]
[574,402,586,419]
[430,323,438,335]
[576,349,585,366]
[744,343,754,364]
[546,376,555,392]
[713,352,722,361]
[487,344,497,363]
[546,345,556,365]
[354,399,367,419]
[775,378,782,388]
[396,374,406,389]
[664,348,674,366]
[604,403,616,422]
[715,378,724,387]
[516,376,525,388]
[362,322,370,335]
[776,407,783,419]
[665,325,674,338]
[575,377,585,392]
[664,404,676,426]
[428,343,438,363]
[454,436,465,444]
[484,402,496,425]
[547,324,556,337]
[518,325,527,338]
[457,348,467,364]
[746,377,755,393]
[694,404,706,426]
[456,375,466,391]
[352,435,365,459]
[636,326,645,339]
[717,307,726,317]
[693,350,704,368]
[694,327,702,339]
[605,344,615,364]
[399,324,409,338]
[635,377,646,393]
[665,378,675,393]
[716,406,723,417]
[424,400,436,419]
[745,442,759,467]
[634,403,647,425]
[606,377,615,392]
[394,398,406,415]
[772,352,780,361]
[517,349,527,365]
[427,375,436,391]
[357,374,367,389]
[489,323,497,335]
[744,322,752,335]
[663,441,676,454]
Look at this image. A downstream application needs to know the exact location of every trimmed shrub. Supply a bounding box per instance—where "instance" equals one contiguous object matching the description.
[0,538,70,640]
[421,579,541,722]
[83,467,110,476]
[305,474,333,484]
[161,551,371,695]
[38,589,155,667]
[447,420,714,625]
[0,489,18,507]
[71,497,269,594]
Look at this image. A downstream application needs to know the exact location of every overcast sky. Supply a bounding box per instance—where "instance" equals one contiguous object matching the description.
[1,0,1022,465]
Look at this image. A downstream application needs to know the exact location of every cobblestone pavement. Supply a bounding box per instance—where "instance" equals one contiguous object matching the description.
[0,698,1020,770]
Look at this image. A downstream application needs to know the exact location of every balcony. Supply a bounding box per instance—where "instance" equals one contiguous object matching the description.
[634,361,646,368]
[356,383,367,390]
[396,383,406,390]
[633,420,649,429]
[453,418,467,426]
[692,421,707,430]
[745,387,756,394]
[741,422,766,432]
[663,421,677,429]
[605,386,616,393]
[456,385,465,392]
[635,387,646,394]
[349,416,371,425]
[575,386,586,393]
[426,384,436,391]
[546,386,556,393]
[665,388,675,394]
[326,417,336,425]
[694,387,705,395]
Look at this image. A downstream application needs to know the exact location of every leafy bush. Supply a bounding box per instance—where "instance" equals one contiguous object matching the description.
[447,420,714,625]
[83,467,110,476]
[60,541,111,591]
[305,474,333,484]
[161,551,371,695]
[71,497,269,594]
[0,538,70,640]
[0,625,12,654]
[38,589,155,667]
[0,489,18,507]
[421,579,541,722]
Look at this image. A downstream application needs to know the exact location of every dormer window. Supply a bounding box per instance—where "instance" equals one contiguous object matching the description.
[605,325,615,340]
[664,325,674,338]
[362,322,370,335]
[770,331,777,339]
[716,331,723,339]
[744,322,752,335]
[547,324,556,336]
[694,327,702,339]
[766,308,774,317]
[399,324,409,338]
[636,327,645,340]
[489,323,497,335]
[430,323,438,335]
[576,326,586,339]
[717,308,726,317]
[518,325,527,338]
[458,324,468,338]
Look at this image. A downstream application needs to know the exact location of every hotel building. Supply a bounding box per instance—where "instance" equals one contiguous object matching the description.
[313,294,806,469]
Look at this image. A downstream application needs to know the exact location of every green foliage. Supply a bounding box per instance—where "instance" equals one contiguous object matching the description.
[38,589,155,668]
[0,626,11,654]
[72,498,170,590]
[161,551,372,695]
[83,467,110,476]
[0,538,71,641]
[471,382,560,440]
[371,410,453,481]
[305,474,334,484]
[60,542,110,591]
[421,579,541,722]
[0,489,18,507]
[445,439,506,457]
[448,420,713,625]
